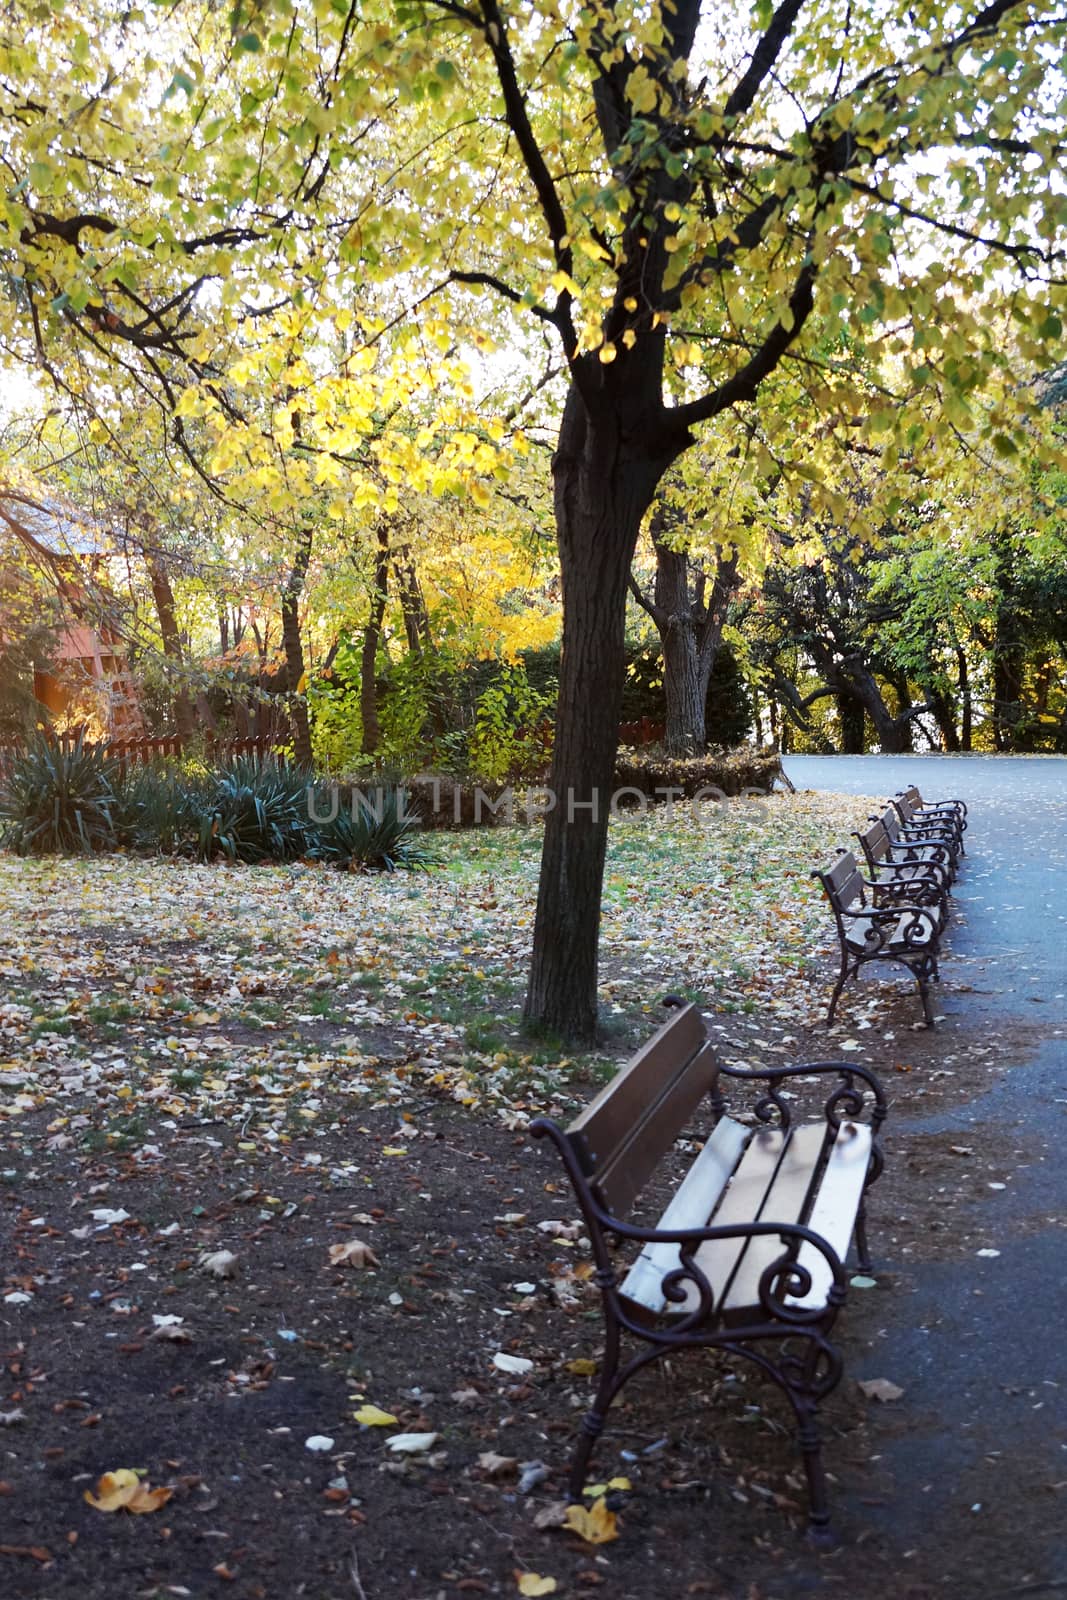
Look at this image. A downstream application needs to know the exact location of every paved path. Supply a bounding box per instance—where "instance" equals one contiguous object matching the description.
[783,756,1067,1585]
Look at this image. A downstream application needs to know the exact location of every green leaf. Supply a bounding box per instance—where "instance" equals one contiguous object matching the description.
[235,32,262,53]
[165,69,196,99]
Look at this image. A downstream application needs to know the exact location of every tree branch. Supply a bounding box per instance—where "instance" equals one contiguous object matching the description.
[722,0,810,123]
[666,258,818,434]
[627,570,665,627]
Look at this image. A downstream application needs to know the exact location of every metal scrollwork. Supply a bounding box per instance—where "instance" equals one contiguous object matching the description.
[753,1083,793,1132]
[660,1249,716,1331]
[757,1248,825,1326]
[824,1074,864,1133]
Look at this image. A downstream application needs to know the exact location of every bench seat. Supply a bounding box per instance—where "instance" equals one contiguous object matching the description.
[621,1116,873,1317]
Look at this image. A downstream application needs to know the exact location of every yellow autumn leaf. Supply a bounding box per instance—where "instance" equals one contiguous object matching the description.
[517,1574,558,1596]
[84,1469,173,1514]
[353,1404,397,1426]
[563,1497,619,1544]
[584,1476,632,1498]
[565,1358,598,1376]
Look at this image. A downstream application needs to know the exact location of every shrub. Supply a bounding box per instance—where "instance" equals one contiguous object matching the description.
[196,757,311,864]
[0,733,118,855]
[308,787,431,871]
[613,747,782,801]
[467,661,554,784]
[112,764,211,855]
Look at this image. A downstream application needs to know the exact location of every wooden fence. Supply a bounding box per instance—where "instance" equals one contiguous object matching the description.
[0,732,283,774]
[617,716,665,748]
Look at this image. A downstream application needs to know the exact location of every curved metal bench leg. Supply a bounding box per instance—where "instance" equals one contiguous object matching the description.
[569,1408,607,1502]
[568,1317,623,1501]
[827,954,851,1023]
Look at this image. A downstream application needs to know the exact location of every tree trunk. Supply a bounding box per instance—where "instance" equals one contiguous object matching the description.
[923,679,960,752]
[148,559,194,739]
[836,693,866,753]
[360,525,389,758]
[281,524,313,768]
[956,646,972,751]
[640,530,739,756]
[524,386,672,1043]
[661,618,706,755]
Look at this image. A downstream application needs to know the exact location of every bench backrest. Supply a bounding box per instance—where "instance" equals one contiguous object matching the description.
[814,849,865,915]
[854,818,889,872]
[878,804,906,845]
[566,1004,719,1215]
[895,786,923,823]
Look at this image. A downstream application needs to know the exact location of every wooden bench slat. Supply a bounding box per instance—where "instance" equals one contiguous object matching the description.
[723,1122,829,1313]
[590,1041,721,1214]
[789,1121,873,1310]
[677,1126,789,1314]
[567,1003,706,1176]
[619,1116,751,1313]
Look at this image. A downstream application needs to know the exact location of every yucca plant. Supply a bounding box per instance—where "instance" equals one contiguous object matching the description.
[112,764,210,855]
[0,732,118,855]
[196,756,311,864]
[309,787,432,872]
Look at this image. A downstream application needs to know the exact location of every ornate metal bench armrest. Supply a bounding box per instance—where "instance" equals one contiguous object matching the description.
[868,869,948,904]
[603,1216,851,1326]
[839,902,939,952]
[715,1058,887,1134]
[900,793,968,820]
[893,820,959,845]
[881,845,952,879]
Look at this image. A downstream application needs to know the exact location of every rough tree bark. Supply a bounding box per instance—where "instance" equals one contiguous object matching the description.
[360,524,390,758]
[836,693,866,753]
[630,513,741,756]
[148,559,194,739]
[281,523,313,767]
[524,382,679,1042]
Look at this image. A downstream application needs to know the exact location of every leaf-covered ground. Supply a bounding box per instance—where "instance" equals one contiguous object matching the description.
[0,792,1051,1600]
[0,793,872,1146]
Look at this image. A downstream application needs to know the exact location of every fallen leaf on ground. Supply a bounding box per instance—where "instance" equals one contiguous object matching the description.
[328,1239,379,1269]
[353,1405,397,1427]
[517,1574,558,1596]
[84,1469,173,1514]
[0,1544,52,1562]
[478,1451,517,1477]
[858,1378,905,1403]
[149,1323,193,1343]
[563,1498,619,1544]
[493,1353,533,1375]
[200,1250,238,1279]
[532,1500,569,1530]
[385,1432,439,1454]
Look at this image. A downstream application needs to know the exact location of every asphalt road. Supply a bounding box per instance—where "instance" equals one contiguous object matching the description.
[782,755,1067,1584]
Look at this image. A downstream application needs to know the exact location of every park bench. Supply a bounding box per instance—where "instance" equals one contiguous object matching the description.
[879,802,960,878]
[530,1003,887,1541]
[814,849,942,1023]
[894,784,967,855]
[854,812,954,904]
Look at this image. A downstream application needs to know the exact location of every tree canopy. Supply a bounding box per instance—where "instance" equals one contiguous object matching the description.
[2,0,1066,1037]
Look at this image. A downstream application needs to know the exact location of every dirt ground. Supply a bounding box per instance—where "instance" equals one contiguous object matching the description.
[1,956,1055,1600]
